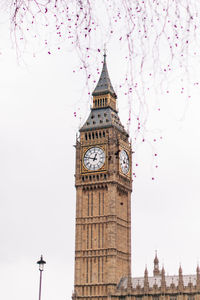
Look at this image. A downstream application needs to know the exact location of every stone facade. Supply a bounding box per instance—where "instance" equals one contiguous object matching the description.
[72,55,199,300]
[73,54,132,299]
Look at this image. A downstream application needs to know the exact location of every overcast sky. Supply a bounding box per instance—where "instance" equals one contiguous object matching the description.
[1,14,200,300]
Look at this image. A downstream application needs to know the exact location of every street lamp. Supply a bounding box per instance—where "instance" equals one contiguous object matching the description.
[37,255,46,300]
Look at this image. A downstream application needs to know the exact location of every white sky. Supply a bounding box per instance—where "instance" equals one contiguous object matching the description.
[1,14,200,300]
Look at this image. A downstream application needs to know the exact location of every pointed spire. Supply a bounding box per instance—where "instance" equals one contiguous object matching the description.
[153,251,160,276]
[179,264,183,275]
[154,250,159,264]
[197,264,200,273]
[161,265,165,275]
[196,264,200,290]
[161,265,166,291]
[178,264,184,291]
[144,265,148,276]
[92,53,117,99]
[144,265,149,292]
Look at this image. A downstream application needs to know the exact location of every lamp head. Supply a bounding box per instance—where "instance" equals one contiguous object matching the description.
[37,255,46,271]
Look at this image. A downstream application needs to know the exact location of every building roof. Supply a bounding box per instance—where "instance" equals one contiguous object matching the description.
[118,275,197,289]
[80,107,127,134]
[92,54,117,98]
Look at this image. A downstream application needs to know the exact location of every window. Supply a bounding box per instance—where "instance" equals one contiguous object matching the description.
[98,257,100,282]
[87,193,89,216]
[90,259,92,282]
[170,297,177,300]
[188,296,195,300]
[91,192,93,216]
[87,225,89,248]
[99,192,101,215]
[86,259,88,282]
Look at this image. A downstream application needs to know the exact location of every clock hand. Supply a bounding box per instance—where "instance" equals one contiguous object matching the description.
[85,156,96,160]
[93,153,97,161]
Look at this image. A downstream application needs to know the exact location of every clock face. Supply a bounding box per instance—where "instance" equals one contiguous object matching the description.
[84,147,105,171]
[120,149,129,175]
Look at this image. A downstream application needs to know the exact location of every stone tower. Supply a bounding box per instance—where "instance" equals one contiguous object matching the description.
[73,54,132,300]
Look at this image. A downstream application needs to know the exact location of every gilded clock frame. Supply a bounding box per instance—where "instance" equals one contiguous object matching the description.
[81,144,107,174]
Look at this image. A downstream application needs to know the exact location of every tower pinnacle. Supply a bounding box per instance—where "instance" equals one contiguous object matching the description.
[92,54,117,111]
[153,251,160,276]
[92,54,116,98]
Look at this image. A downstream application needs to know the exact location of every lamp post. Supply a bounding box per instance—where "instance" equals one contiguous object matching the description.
[37,255,46,300]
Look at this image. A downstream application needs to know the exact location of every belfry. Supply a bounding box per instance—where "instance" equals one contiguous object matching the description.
[72,55,200,300]
[73,54,132,299]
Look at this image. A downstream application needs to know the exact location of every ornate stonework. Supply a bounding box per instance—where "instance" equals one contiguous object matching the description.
[73,54,132,300]
[112,254,200,300]
[72,56,199,300]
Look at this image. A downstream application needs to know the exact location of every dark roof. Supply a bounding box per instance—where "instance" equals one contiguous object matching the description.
[80,107,126,134]
[92,54,117,98]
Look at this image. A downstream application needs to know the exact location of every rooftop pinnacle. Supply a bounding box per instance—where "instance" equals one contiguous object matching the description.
[92,54,117,98]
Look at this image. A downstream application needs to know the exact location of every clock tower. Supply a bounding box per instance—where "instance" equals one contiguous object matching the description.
[73,54,132,300]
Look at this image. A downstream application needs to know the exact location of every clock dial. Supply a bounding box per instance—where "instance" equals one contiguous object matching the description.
[84,147,105,171]
[120,149,129,174]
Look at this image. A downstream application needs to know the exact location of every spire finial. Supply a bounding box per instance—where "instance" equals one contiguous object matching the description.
[153,251,160,276]
[196,262,200,290]
[92,48,117,101]
[104,43,107,57]
[178,264,184,291]
[197,263,200,273]
[144,265,148,276]
[161,264,166,289]
[154,250,159,263]
[179,264,182,274]
[144,265,149,292]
